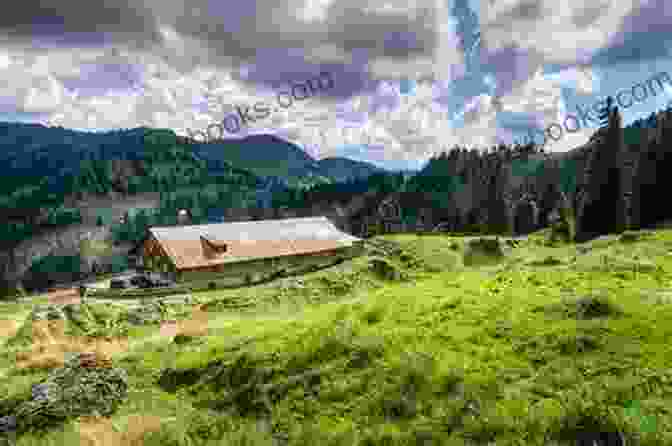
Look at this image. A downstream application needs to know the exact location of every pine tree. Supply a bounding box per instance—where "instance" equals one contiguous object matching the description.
[485,163,510,234]
[575,98,626,240]
[598,96,615,128]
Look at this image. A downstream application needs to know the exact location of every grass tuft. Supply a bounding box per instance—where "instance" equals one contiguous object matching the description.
[3,230,672,445]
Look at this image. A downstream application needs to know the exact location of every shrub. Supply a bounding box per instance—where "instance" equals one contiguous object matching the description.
[619,231,641,243]
[463,238,505,266]
[173,334,195,345]
[531,256,564,266]
[548,205,576,244]
[537,294,623,320]
[368,257,406,281]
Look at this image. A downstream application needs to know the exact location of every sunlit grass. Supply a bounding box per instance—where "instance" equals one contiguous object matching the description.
[2,229,672,444]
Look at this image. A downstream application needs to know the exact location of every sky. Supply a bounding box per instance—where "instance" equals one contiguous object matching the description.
[0,0,671,171]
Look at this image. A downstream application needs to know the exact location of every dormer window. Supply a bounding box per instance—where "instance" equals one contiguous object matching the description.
[200,235,228,258]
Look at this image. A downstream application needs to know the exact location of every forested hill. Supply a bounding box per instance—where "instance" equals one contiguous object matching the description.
[313,157,386,183]
[0,123,384,190]
[3,101,672,295]
[0,123,386,246]
[0,127,299,292]
[0,127,277,247]
[0,124,402,294]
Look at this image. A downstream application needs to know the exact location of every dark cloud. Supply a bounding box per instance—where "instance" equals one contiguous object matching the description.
[590,0,672,67]
[0,0,450,112]
[507,0,544,21]
[227,49,380,103]
[571,2,611,28]
[60,63,144,96]
[479,46,545,98]
[591,31,672,67]
[161,0,438,83]
[0,0,163,48]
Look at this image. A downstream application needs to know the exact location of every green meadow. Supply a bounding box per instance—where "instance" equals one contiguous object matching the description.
[1,229,672,445]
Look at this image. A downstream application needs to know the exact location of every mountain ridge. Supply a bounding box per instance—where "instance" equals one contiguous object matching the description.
[0,122,388,186]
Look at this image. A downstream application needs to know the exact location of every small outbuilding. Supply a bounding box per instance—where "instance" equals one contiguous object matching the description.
[142,216,364,287]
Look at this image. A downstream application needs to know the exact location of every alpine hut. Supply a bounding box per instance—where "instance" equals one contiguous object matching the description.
[142,216,364,287]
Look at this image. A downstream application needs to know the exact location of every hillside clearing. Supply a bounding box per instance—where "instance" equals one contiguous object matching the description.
[0,230,671,445]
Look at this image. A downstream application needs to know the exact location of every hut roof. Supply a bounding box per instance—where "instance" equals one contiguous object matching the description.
[147,216,361,270]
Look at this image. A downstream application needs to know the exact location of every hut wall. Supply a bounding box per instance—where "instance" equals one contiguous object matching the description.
[178,244,363,288]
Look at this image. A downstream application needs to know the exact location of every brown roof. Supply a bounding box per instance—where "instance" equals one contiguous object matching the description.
[44,288,81,305]
[148,216,361,270]
[156,238,346,270]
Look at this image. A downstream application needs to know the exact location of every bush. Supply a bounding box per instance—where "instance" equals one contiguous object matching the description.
[0,283,26,300]
[463,238,505,266]
[537,294,623,320]
[11,353,128,435]
[618,231,641,243]
[173,334,195,345]
[368,257,407,281]
[530,256,564,266]
[548,205,576,244]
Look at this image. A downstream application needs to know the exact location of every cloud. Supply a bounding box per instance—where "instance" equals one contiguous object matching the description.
[0,1,461,156]
[0,0,162,48]
[476,0,639,109]
[590,0,672,68]
[0,0,668,168]
[480,0,638,64]
[543,64,599,95]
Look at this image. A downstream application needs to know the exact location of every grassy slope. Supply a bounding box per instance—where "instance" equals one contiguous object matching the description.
[1,230,672,445]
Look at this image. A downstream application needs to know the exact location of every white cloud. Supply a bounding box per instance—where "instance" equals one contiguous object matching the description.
[480,0,637,64]
[1,0,655,167]
[499,68,565,124]
[544,64,599,95]
[0,52,10,70]
[296,0,336,22]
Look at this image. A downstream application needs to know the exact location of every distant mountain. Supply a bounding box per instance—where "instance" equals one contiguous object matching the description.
[315,157,386,182]
[0,122,391,246]
[0,123,388,190]
[184,134,388,183]
[186,134,323,180]
[0,123,150,190]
